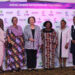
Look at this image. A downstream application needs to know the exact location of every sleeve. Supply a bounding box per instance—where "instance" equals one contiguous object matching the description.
[6,28,12,43]
[53,31,58,46]
[24,26,29,41]
[66,28,71,43]
[38,27,42,46]
[5,28,12,47]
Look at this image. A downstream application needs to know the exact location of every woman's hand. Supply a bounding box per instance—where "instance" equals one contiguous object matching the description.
[65,43,68,49]
[29,38,35,42]
[8,36,11,43]
[72,40,75,44]
[54,45,57,49]
[39,45,43,49]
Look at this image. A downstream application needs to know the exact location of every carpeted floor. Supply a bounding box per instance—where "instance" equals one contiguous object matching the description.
[0,67,75,75]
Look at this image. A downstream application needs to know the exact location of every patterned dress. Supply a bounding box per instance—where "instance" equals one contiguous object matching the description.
[41,28,58,69]
[6,25,25,70]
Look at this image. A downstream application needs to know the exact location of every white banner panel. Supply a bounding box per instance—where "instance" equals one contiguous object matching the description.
[0,2,74,70]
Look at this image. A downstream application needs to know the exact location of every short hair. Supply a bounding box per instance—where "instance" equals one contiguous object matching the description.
[28,16,36,24]
[43,21,52,28]
[0,18,4,30]
[12,17,18,23]
[61,19,66,24]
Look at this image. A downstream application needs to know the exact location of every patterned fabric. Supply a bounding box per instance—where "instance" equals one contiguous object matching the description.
[24,25,42,50]
[6,26,25,70]
[41,29,58,69]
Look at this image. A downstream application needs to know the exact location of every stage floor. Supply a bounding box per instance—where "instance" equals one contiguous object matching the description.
[0,67,75,75]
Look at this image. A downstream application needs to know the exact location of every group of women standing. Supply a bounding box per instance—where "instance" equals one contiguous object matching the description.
[0,16,74,72]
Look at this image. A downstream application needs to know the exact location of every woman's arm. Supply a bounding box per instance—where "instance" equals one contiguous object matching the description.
[65,28,71,49]
[24,26,29,41]
[53,31,58,48]
[0,31,5,43]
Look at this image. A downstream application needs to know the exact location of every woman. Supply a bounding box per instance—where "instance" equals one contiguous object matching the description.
[57,20,70,68]
[6,17,25,71]
[0,19,5,72]
[70,16,75,70]
[41,21,58,69]
[24,16,42,70]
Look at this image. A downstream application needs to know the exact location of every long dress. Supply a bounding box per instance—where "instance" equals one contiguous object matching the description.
[6,25,25,70]
[41,28,58,69]
[0,28,5,67]
[57,27,70,58]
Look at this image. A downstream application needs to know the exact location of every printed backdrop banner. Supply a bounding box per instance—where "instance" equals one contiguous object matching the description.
[0,2,74,70]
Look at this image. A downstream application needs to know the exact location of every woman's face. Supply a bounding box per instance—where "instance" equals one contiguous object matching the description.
[45,22,51,29]
[29,18,35,25]
[61,21,66,28]
[12,17,18,25]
